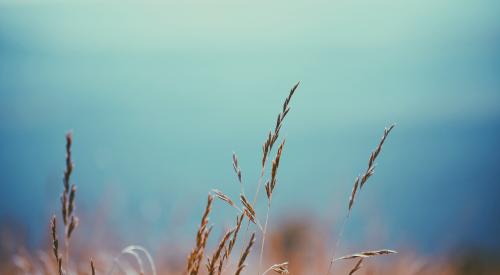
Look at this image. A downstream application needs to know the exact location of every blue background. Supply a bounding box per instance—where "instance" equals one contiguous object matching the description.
[1,0,499,255]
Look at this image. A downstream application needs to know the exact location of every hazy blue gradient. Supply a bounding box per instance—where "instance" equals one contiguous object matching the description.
[0,0,499,254]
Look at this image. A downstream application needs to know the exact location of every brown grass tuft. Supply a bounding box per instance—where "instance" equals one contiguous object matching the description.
[21,83,409,275]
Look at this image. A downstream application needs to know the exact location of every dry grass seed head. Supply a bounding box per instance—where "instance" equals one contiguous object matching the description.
[67,216,79,239]
[234,232,256,275]
[60,195,68,226]
[239,195,260,229]
[232,152,242,184]
[267,139,285,200]
[90,258,96,275]
[348,177,360,212]
[265,180,272,201]
[61,133,73,225]
[370,124,395,167]
[198,195,214,243]
[360,124,395,189]
[268,262,289,274]
[68,185,76,217]
[271,83,299,149]
[217,214,245,275]
[348,258,364,275]
[262,131,273,168]
[212,189,236,207]
[348,124,395,212]
[227,214,244,256]
[50,216,64,275]
[207,229,234,275]
[187,194,214,275]
[50,216,59,260]
[192,226,213,275]
[63,132,73,193]
[335,249,398,261]
[61,131,78,239]
[262,82,299,169]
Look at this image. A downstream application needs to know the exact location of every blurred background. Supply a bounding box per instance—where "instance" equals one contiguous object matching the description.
[0,0,499,273]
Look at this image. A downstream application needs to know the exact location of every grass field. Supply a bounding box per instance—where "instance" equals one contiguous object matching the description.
[1,82,498,275]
